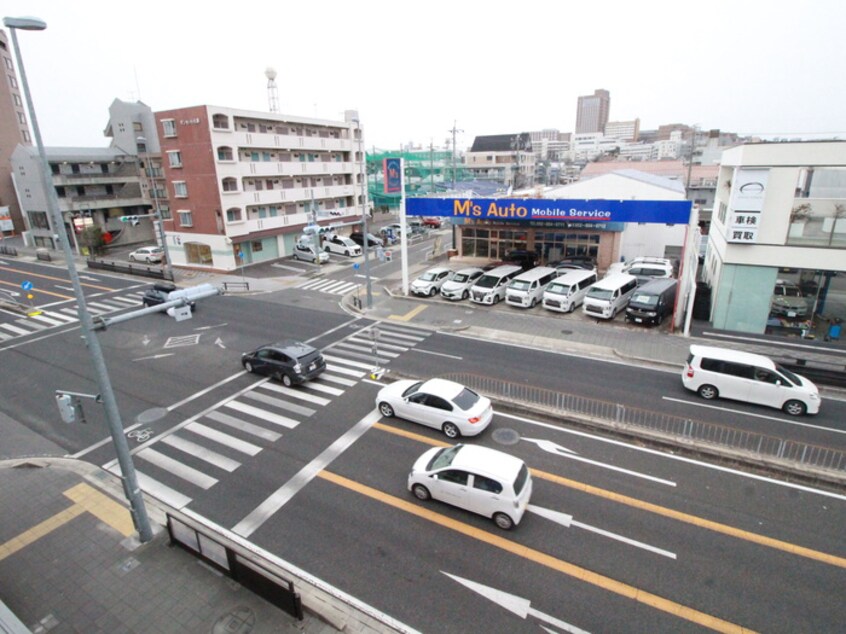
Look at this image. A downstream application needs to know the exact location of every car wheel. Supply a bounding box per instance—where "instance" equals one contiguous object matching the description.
[146,257,154,264]
[783,399,807,416]
[568,303,576,313]
[281,374,293,387]
[442,422,460,439]
[429,287,436,297]
[412,484,431,501]
[493,512,514,530]
[324,246,331,253]
[379,402,395,418]
[462,290,469,300]
[698,384,719,400]
[293,252,299,260]
[243,361,254,373]
[493,295,501,304]
[530,298,537,308]
[129,255,136,262]
[345,250,350,256]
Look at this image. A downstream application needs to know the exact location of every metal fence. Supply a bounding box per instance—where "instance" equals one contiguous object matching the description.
[86,258,173,281]
[445,372,846,476]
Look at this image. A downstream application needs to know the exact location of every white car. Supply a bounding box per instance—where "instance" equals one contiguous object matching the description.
[292,242,329,264]
[408,444,533,530]
[376,378,493,438]
[440,267,484,301]
[323,235,362,257]
[410,267,453,297]
[128,246,164,263]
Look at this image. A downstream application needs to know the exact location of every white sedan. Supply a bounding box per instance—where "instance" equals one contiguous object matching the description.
[376,378,492,438]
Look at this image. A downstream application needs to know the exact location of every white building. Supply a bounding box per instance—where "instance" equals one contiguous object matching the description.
[704,140,846,336]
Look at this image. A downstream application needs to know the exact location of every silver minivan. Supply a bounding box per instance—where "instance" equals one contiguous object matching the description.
[469,265,522,305]
[505,267,559,308]
[543,269,598,313]
[582,273,638,319]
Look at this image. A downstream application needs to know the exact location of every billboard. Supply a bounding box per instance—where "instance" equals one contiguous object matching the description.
[383,158,401,194]
[405,197,692,224]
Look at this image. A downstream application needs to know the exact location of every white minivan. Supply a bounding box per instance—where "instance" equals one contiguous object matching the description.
[469,265,522,305]
[582,273,638,319]
[543,269,598,313]
[505,266,558,308]
[682,345,820,416]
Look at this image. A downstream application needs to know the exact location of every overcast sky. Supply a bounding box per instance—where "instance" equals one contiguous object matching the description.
[6,0,845,152]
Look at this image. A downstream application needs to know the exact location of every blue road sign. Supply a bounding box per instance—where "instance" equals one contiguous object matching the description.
[353,262,360,270]
[21,281,33,291]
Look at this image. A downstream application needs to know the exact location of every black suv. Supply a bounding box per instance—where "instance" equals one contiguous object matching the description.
[141,282,196,311]
[241,340,326,386]
[349,231,383,247]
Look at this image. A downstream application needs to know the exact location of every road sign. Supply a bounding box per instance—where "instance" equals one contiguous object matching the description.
[353,262,360,270]
[21,281,33,291]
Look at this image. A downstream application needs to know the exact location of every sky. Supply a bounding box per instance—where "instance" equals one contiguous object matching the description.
[5,0,846,152]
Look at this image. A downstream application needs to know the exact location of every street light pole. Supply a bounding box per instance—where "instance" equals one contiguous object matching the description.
[137,137,174,280]
[5,16,153,543]
[354,117,373,308]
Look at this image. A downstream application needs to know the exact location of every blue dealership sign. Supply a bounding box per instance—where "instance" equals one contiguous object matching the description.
[406,197,692,224]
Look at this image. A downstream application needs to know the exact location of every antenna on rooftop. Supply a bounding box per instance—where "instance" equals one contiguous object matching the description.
[266,67,279,113]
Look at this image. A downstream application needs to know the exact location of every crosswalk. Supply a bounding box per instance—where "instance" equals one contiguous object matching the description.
[104,323,432,512]
[0,292,144,343]
[295,277,362,296]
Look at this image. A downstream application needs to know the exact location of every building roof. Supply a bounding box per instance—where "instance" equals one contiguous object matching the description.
[580,159,718,183]
[18,145,133,163]
[470,133,532,153]
[543,169,686,197]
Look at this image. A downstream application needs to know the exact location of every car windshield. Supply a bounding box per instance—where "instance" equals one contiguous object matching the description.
[513,463,530,495]
[427,445,462,470]
[452,387,480,410]
[547,282,572,295]
[475,274,497,289]
[587,288,613,300]
[420,272,440,281]
[452,273,470,283]
[402,381,423,398]
[631,292,658,307]
[774,364,800,386]
[510,280,531,291]
[782,287,801,298]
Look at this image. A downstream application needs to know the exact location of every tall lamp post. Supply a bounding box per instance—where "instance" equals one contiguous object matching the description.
[137,136,173,280]
[353,116,373,308]
[5,15,153,542]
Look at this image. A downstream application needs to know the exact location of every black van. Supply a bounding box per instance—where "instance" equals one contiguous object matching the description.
[625,278,678,326]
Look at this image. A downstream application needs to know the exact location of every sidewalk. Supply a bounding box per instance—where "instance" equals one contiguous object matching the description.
[0,415,341,634]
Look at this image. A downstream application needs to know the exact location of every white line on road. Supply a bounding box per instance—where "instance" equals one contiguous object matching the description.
[411,348,463,360]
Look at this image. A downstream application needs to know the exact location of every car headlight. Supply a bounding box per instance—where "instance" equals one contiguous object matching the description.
[293,363,302,374]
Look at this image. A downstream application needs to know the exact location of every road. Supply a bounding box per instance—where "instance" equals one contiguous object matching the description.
[1,261,844,632]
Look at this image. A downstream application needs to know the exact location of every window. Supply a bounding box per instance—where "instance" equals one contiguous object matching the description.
[226,208,242,222]
[212,114,229,129]
[472,475,503,494]
[217,146,233,161]
[9,75,18,89]
[161,119,176,137]
[13,94,22,107]
[177,210,193,227]
[222,177,237,192]
[437,470,469,485]
[251,240,263,253]
[167,151,182,168]
[173,181,188,197]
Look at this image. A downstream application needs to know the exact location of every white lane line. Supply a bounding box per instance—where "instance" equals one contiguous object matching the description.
[113,467,192,509]
[412,349,463,360]
[185,421,263,455]
[224,400,301,429]
[244,390,316,417]
[204,410,282,442]
[138,447,219,489]
[160,435,241,472]
[232,408,381,537]
[259,382,331,406]
[324,362,366,377]
[662,396,846,435]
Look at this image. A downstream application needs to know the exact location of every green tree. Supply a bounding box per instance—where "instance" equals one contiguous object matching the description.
[79,225,105,257]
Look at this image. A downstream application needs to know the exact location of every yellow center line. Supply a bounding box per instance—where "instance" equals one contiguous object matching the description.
[318,469,755,634]
[0,265,117,291]
[373,421,846,569]
[0,483,134,564]
[0,278,74,300]
[389,305,427,322]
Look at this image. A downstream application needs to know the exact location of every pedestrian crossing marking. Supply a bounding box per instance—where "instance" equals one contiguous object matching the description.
[122,469,192,509]
[322,355,377,371]
[324,362,366,377]
[204,411,282,442]
[243,390,317,417]
[317,373,357,387]
[259,383,331,406]
[185,421,264,455]
[160,435,241,472]
[334,342,400,358]
[138,448,219,489]
[224,401,301,429]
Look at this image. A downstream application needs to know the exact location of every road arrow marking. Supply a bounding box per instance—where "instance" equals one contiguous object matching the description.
[195,322,228,331]
[215,337,226,349]
[142,335,150,346]
[527,505,676,559]
[133,353,174,361]
[523,437,676,487]
[442,572,592,634]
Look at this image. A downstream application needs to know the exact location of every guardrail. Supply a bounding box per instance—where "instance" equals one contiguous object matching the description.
[222,281,250,292]
[0,245,18,257]
[444,372,846,477]
[86,258,174,281]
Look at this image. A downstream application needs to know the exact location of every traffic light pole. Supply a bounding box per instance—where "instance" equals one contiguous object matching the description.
[9,23,154,542]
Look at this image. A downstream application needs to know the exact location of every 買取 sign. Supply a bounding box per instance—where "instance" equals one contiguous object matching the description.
[406,197,692,224]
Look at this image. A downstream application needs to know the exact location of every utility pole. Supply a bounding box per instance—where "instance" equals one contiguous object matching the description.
[448,121,463,190]
[354,117,373,308]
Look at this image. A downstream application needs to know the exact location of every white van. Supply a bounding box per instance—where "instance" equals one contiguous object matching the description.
[682,345,820,416]
[543,269,598,313]
[582,273,638,319]
[505,267,558,308]
[469,265,522,305]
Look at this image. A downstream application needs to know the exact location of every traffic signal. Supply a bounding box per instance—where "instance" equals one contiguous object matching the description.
[56,393,85,424]
[119,215,141,226]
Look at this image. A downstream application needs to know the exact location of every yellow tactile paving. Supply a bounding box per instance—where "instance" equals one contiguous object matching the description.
[0,483,134,563]
[389,305,427,321]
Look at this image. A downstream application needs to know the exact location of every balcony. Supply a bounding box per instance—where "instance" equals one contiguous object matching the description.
[225,184,355,206]
[225,206,363,238]
[219,130,352,153]
[786,198,846,247]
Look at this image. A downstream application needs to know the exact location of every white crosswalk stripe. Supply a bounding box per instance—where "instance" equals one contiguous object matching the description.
[295,277,360,295]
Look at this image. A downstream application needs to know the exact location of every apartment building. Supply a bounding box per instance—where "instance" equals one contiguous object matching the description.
[575,89,610,134]
[464,134,535,188]
[154,106,366,271]
[704,140,846,337]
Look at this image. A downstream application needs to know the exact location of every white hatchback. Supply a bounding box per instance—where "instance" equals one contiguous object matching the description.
[408,444,533,530]
[128,246,164,263]
[376,378,492,438]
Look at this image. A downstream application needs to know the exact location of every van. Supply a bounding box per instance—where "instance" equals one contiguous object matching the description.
[625,278,678,326]
[469,265,522,305]
[505,267,558,308]
[606,256,674,285]
[682,345,821,416]
[542,269,598,313]
[582,273,638,319]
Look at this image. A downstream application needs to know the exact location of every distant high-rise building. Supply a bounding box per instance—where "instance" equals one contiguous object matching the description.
[575,89,610,134]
